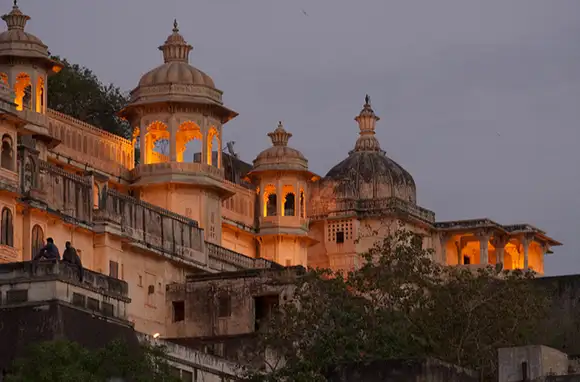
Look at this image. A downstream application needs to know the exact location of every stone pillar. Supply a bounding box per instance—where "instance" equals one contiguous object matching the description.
[454,240,467,265]
[139,119,146,165]
[202,116,208,165]
[478,231,491,265]
[169,115,177,162]
[217,124,223,169]
[522,234,533,270]
[259,182,265,218]
[439,233,451,265]
[490,235,509,265]
[31,70,37,112]
[276,177,282,216]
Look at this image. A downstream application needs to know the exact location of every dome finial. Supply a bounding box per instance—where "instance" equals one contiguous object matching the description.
[158,19,193,63]
[353,95,382,152]
[268,121,293,147]
[2,0,30,31]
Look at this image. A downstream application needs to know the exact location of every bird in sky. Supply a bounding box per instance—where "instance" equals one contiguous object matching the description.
[302,9,309,16]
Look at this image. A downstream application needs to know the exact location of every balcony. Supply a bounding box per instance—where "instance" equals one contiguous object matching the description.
[259,215,309,235]
[131,162,234,197]
[0,245,18,263]
[205,242,278,271]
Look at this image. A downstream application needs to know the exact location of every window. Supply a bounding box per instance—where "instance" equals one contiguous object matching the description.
[254,295,279,332]
[31,225,44,259]
[138,275,143,287]
[1,208,13,247]
[463,255,471,265]
[336,231,345,244]
[283,192,295,216]
[172,301,185,322]
[218,294,231,318]
[0,134,13,171]
[109,260,119,279]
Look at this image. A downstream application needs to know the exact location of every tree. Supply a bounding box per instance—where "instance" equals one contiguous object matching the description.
[5,339,181,382]
[245,230,548,381]
[47,55,131,139]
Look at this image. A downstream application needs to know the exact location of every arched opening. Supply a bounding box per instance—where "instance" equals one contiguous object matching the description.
[1,134,13,171]
[263,184,277,217]
[14,73,32,111]
[300,189,305,218]
[93,184,100,209]
[144,121,169,164]
[503,251,514,270]
[176,122,202,163]
[207,127,220,167]
[1,208,13,247]
[283,192,295,216]
[36,76,45,113]
[31,224,44,258]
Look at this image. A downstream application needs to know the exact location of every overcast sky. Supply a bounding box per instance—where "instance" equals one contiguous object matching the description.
[16,0,580,275]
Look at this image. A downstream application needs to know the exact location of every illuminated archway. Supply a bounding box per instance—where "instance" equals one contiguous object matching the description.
[1,134,14,171]
[14,73,31,111]
[176,121,202,163]
[282,185,295,216]
[145,121,169,164]
[207,126,220,167]
[263,184,277,217]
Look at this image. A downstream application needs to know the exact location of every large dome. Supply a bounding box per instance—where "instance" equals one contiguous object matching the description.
[138,61,215,88]
[321,96,417,203]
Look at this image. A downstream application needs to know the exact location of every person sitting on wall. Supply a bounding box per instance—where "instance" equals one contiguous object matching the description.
[33,237,60,261]
[62,241,83,282]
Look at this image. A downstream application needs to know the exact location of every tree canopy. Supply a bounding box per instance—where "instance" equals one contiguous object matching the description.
[47,55,131,139]
[5,339,180,382]
[245,230,549,381]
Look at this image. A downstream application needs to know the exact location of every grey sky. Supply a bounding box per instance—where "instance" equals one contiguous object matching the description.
[19,0,580,275]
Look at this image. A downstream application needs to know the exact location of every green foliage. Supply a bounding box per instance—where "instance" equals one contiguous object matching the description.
[246,230,548,381]
[48,55,131,138]
[5,339,181,382]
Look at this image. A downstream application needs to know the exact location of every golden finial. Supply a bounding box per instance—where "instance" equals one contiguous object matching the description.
[173,19,179,33]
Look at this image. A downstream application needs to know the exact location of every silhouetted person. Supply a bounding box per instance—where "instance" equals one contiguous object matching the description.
[63,241,83,282]
[33,237,60,261]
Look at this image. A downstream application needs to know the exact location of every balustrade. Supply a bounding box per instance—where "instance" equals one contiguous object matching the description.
[205,241,276,270]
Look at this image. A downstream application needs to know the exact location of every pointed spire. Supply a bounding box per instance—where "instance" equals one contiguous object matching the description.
[2,0,30,31]
[353,95,382,152]
[268,121,293,147]
[158,18,193,63]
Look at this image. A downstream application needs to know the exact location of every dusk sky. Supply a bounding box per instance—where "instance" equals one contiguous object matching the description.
[17,0,580,275]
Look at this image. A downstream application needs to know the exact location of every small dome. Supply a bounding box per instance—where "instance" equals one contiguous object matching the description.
[321,96,417,203]
[0,2,50,60]
[251,122,309,173]
[137,20,215,89]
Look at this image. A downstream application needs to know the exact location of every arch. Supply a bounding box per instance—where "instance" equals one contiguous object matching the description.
[31,224,44,258]
[145,121,170,164]
[176,121,202,163]
[300,188,306,218]
[263,184,277,217]
[1,207,13,247]
[1,134,13,171]
[282,185,296,216]
[207,126,220,167]
[36,76,45,113]
[14,72,32,111]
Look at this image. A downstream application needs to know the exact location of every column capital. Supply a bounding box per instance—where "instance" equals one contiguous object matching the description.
[439,232,452,244]
[475,229,492,239]
[490,234,509,249]
[521,233,534,247]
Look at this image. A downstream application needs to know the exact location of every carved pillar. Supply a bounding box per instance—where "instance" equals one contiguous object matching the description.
[476,231,491,265]
[202,116,208,165]
[522,234,533,270]
[259,182,265,218]
[276,176,282,216]
[31,70,38,112]
[169,115,177,162]
[139,119,146,165]
[490,234,509,265]
[454,239,467,265]
[439,233,451,264]
[217,124,223,169]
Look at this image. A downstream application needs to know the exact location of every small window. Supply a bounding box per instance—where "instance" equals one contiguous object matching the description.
[148,285,155,295]
[218,294,231,318]
[173,301,185,322]
[109,261,119,279]
[463,256,471,265]
[138,275,143,287]
[336,231,345,244]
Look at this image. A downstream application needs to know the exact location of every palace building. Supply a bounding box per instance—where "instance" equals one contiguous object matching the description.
[0,1,561,338]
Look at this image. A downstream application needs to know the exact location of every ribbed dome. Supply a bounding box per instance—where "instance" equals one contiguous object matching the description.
[251,122,309,173]
[322,96,417,203]
[0,2,49,60]
[138,62,215,88]
[137,19,215,89]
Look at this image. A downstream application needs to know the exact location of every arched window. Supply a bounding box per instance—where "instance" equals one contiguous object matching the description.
[266,194,277,217]
[1,208,13,247]
[1,134,13,171]
[31,224,44,258]
[300,190,305,218]
[284,192,295,216]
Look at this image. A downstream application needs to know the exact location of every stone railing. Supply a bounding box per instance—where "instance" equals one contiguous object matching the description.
[0,261,129,300]
[205,242,276,270]
[131,161,225,181]
[434,218,506,232]
[95,188,205,263]
[309,197,436,223]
